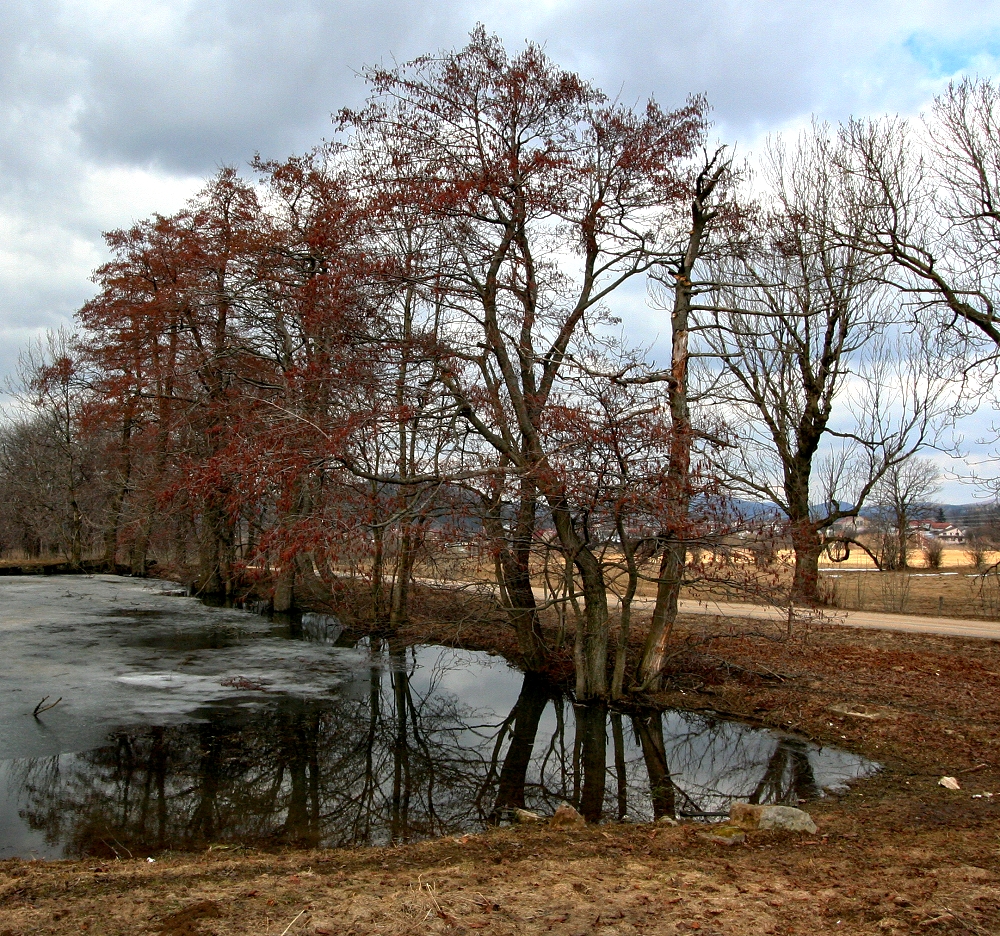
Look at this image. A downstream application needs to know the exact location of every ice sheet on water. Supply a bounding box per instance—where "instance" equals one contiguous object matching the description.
[0,575,370,760]
[0,575,882,861]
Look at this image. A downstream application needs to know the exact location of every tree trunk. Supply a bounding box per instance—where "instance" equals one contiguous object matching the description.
[639,538,685,689]
[273,562,295,613]
[131,525,150,576]
[371,521,386,621]
[388,526,414,629]
[896,518,909,571]
[611,571,635,700]
[102,417,133,571]
[485,485,547,672]
[68,495,83,566]
[790,521,823,606]
[197,499,234,595]
[637,154,727,688]
[550,500,608,699]
[787,458,822,606]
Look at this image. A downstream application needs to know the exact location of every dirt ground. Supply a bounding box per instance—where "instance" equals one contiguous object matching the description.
[3,613,1000,936]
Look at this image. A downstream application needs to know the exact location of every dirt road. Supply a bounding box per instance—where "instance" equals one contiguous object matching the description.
[672,595,1000,639]
[421,576,1000,640]
[547,585,1000,640]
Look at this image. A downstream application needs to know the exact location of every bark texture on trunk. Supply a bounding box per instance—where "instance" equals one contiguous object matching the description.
[790,525,823,606]
[485,486,547,672]
[550,500,608,700]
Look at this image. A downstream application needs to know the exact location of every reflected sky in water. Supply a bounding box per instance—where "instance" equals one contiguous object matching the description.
[0,576,879,858]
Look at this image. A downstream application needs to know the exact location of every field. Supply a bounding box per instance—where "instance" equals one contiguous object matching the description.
[817,545,1000,618]
[3,611,999,936]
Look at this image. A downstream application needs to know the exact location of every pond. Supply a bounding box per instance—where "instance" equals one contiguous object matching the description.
[0,576,879,859]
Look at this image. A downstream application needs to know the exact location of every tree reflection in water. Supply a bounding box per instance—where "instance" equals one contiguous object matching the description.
[6,645,877,858]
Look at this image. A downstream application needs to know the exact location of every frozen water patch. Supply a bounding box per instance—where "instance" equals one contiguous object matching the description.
[0,575,370,759]
[0,575,880,859]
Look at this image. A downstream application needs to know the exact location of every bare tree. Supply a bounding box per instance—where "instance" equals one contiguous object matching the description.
[0,331,108,565]
[869,457,941,570]
[638,148,734,689]
[342,29,710,697]
[839,80,1000,439]
[699,128,951,604]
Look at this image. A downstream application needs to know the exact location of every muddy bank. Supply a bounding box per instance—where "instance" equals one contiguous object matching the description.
[2,790,998,935]
[0,559,135,576]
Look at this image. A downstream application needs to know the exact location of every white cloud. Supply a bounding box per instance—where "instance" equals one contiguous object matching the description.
[3,0,1000,496]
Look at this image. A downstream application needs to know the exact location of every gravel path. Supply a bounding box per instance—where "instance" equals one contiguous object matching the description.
[669,595,1000,639]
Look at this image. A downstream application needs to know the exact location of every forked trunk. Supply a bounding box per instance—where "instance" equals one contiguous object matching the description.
[388,528,414,629]
[198,499,235,595]
[550,502,608,699]
[485,489,547,671]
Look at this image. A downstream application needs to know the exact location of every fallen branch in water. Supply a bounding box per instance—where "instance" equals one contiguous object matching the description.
[33,696,61,717]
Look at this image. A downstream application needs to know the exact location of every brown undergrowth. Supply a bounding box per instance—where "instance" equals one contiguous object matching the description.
[1,798,997,936]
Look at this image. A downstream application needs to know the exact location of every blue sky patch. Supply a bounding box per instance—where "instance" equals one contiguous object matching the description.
[905,32,1000,78]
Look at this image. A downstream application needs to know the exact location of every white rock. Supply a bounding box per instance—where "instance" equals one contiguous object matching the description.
[512,808,543,823]
[757,805,818,833]
[730,802,817,834]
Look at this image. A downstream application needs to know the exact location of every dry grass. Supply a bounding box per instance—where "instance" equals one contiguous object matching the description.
[525,545,1000,621]
[2,807,998,936]
[819,565,1000,618]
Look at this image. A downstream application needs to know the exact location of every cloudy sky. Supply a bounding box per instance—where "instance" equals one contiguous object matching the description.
[3,0,1000,496]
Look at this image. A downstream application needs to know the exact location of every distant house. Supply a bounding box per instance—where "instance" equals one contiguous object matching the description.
[907,520,966,544]
[828,516,872,537]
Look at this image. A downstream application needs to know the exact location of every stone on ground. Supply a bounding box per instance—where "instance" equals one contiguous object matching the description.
[550,802,586,828]
[699,824,747,845]
[730,802,818,834]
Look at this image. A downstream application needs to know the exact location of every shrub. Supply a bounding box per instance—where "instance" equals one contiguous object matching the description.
[923,538,944,569]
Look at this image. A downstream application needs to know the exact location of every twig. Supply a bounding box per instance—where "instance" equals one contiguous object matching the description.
[100,838,124,860]
[703,654,794,681]
[109,835,132,859]
[419,875,452,922]
[958,762,990,774]
[933,904,990,936]
[33,696,62,717]
[278,908,307,936]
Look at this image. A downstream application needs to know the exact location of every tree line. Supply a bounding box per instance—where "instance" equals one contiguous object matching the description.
[2,29,999,698]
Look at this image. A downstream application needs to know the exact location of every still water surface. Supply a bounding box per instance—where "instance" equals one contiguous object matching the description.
[0,576,878,858]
